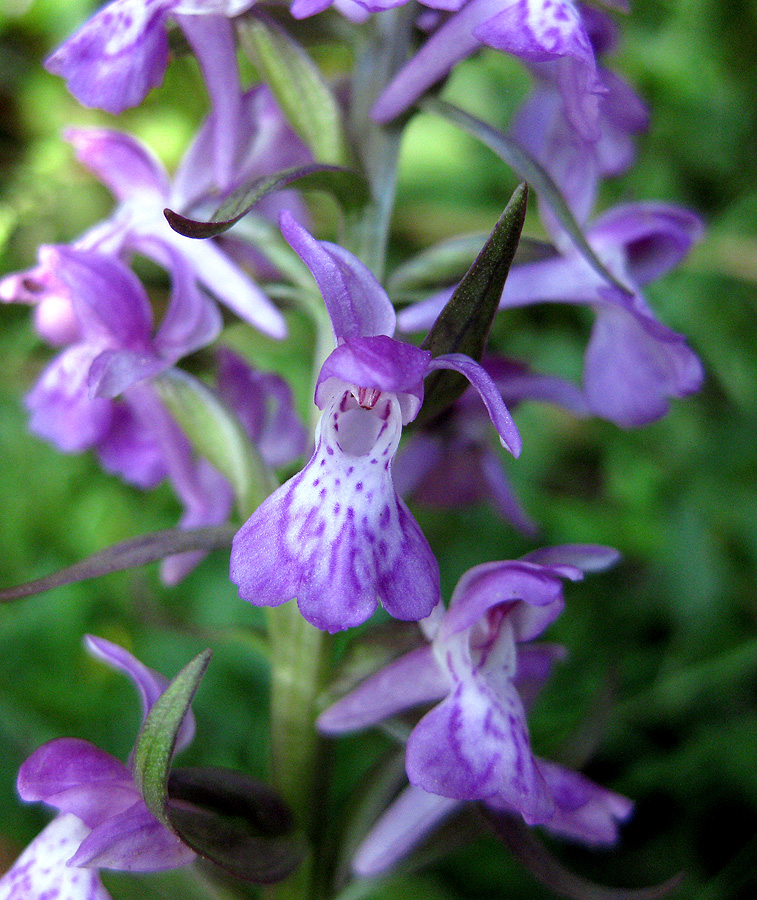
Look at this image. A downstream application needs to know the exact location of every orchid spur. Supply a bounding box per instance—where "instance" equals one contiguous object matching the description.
[230,211,521,633]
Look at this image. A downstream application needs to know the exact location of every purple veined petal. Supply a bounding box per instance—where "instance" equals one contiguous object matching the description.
[45,0,171,115]
[315,337,430,422]
[371,0,495,123]
[535,759,633,846]
[68,801,194,872]
[583,302,704,427]
[0,814,112,900]
[588,202,704,286]
[231,390,440,632]
[65,127,170,202]
[443,560,569,638]
[521,544,620,573]
[406,679,554,823]
[280,212,396,342]
[352,784,462,877]
[176,14,242,189]
[26,344,114,453]
[46,247,154,349]
[318,646,449,734]
[159,230,287,339]
[427,353,522,457]
[18,738,137,828]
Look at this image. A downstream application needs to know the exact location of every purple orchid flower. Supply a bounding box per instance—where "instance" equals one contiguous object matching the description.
[0,636,196,899]
[511,6,650,226]
[368,0,606,141]
[318,545,631,874]
[399,202,704,428]
[16,247,306,586]
[230,211,521,632]
[44,2,261,185]
[394,356,589,533]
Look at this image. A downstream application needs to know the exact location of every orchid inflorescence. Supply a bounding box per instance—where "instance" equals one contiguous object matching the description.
[0,1,702,898]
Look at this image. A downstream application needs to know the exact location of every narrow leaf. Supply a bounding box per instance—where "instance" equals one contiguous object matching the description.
[0,526,235,603]
[415,183,528,425]
[237,13,348,165]
[422,99,633,296]
[165,164,369,239]
[485,810,684,900]
[133,651,213,828]
[167,767,307,884]
[153,369,276,518]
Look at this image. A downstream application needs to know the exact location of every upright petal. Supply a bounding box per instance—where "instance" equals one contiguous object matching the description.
[280,212,396,341]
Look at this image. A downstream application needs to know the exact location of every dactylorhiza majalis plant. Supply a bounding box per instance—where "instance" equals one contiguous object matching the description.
[0,1,703,898]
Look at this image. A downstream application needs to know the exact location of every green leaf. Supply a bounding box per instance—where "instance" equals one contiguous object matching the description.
[166,767,307,884]
[0,526,235,603]
[237,13,348,165]
[133,650,213,828]
[422,98,634,296]
[153,369,277,518]
[415,183,528,426]
[164,164,370,239]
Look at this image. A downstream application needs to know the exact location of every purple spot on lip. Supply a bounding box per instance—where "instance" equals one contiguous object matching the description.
[327,446,334,456]
[355,482,363,492]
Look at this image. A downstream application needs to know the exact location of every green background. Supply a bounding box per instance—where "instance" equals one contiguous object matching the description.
[0,1,756,898]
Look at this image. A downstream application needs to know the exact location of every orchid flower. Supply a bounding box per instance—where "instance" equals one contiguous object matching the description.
[368,0,608,141]
[511,6,650,226]
[44,2,263,185]
[230,211,521,632]
[399,203,704,428]
[0,636,196,900]
[318,545,632,873]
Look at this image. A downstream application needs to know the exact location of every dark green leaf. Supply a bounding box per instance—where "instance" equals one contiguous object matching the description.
[422,99,633,296]
[0,526,235,603]
[167,767,307,884]
[133,651,213,828]
[485,810,684,900]
[415,183,528,425]
[165,164,369,239]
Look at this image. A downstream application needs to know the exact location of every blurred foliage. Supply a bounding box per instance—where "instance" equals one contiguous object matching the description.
[1,1,756,899]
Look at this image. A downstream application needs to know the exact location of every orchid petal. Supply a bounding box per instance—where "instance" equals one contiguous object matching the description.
[18,739,136,828]
[280,211,396,341]
[68,801,194,872]
[521,544,620,573]
[45,1,171,115]
[26,345,114,453]
[231,391,440,632]
[427,353,521,456]
[0,814,112,900]
[352,785,461,877]
[318,646,449,733]
[406,681,553,823]
[65,127,170,202]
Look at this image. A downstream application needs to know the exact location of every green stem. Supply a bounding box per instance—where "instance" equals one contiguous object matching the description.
[345,4,417,280]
